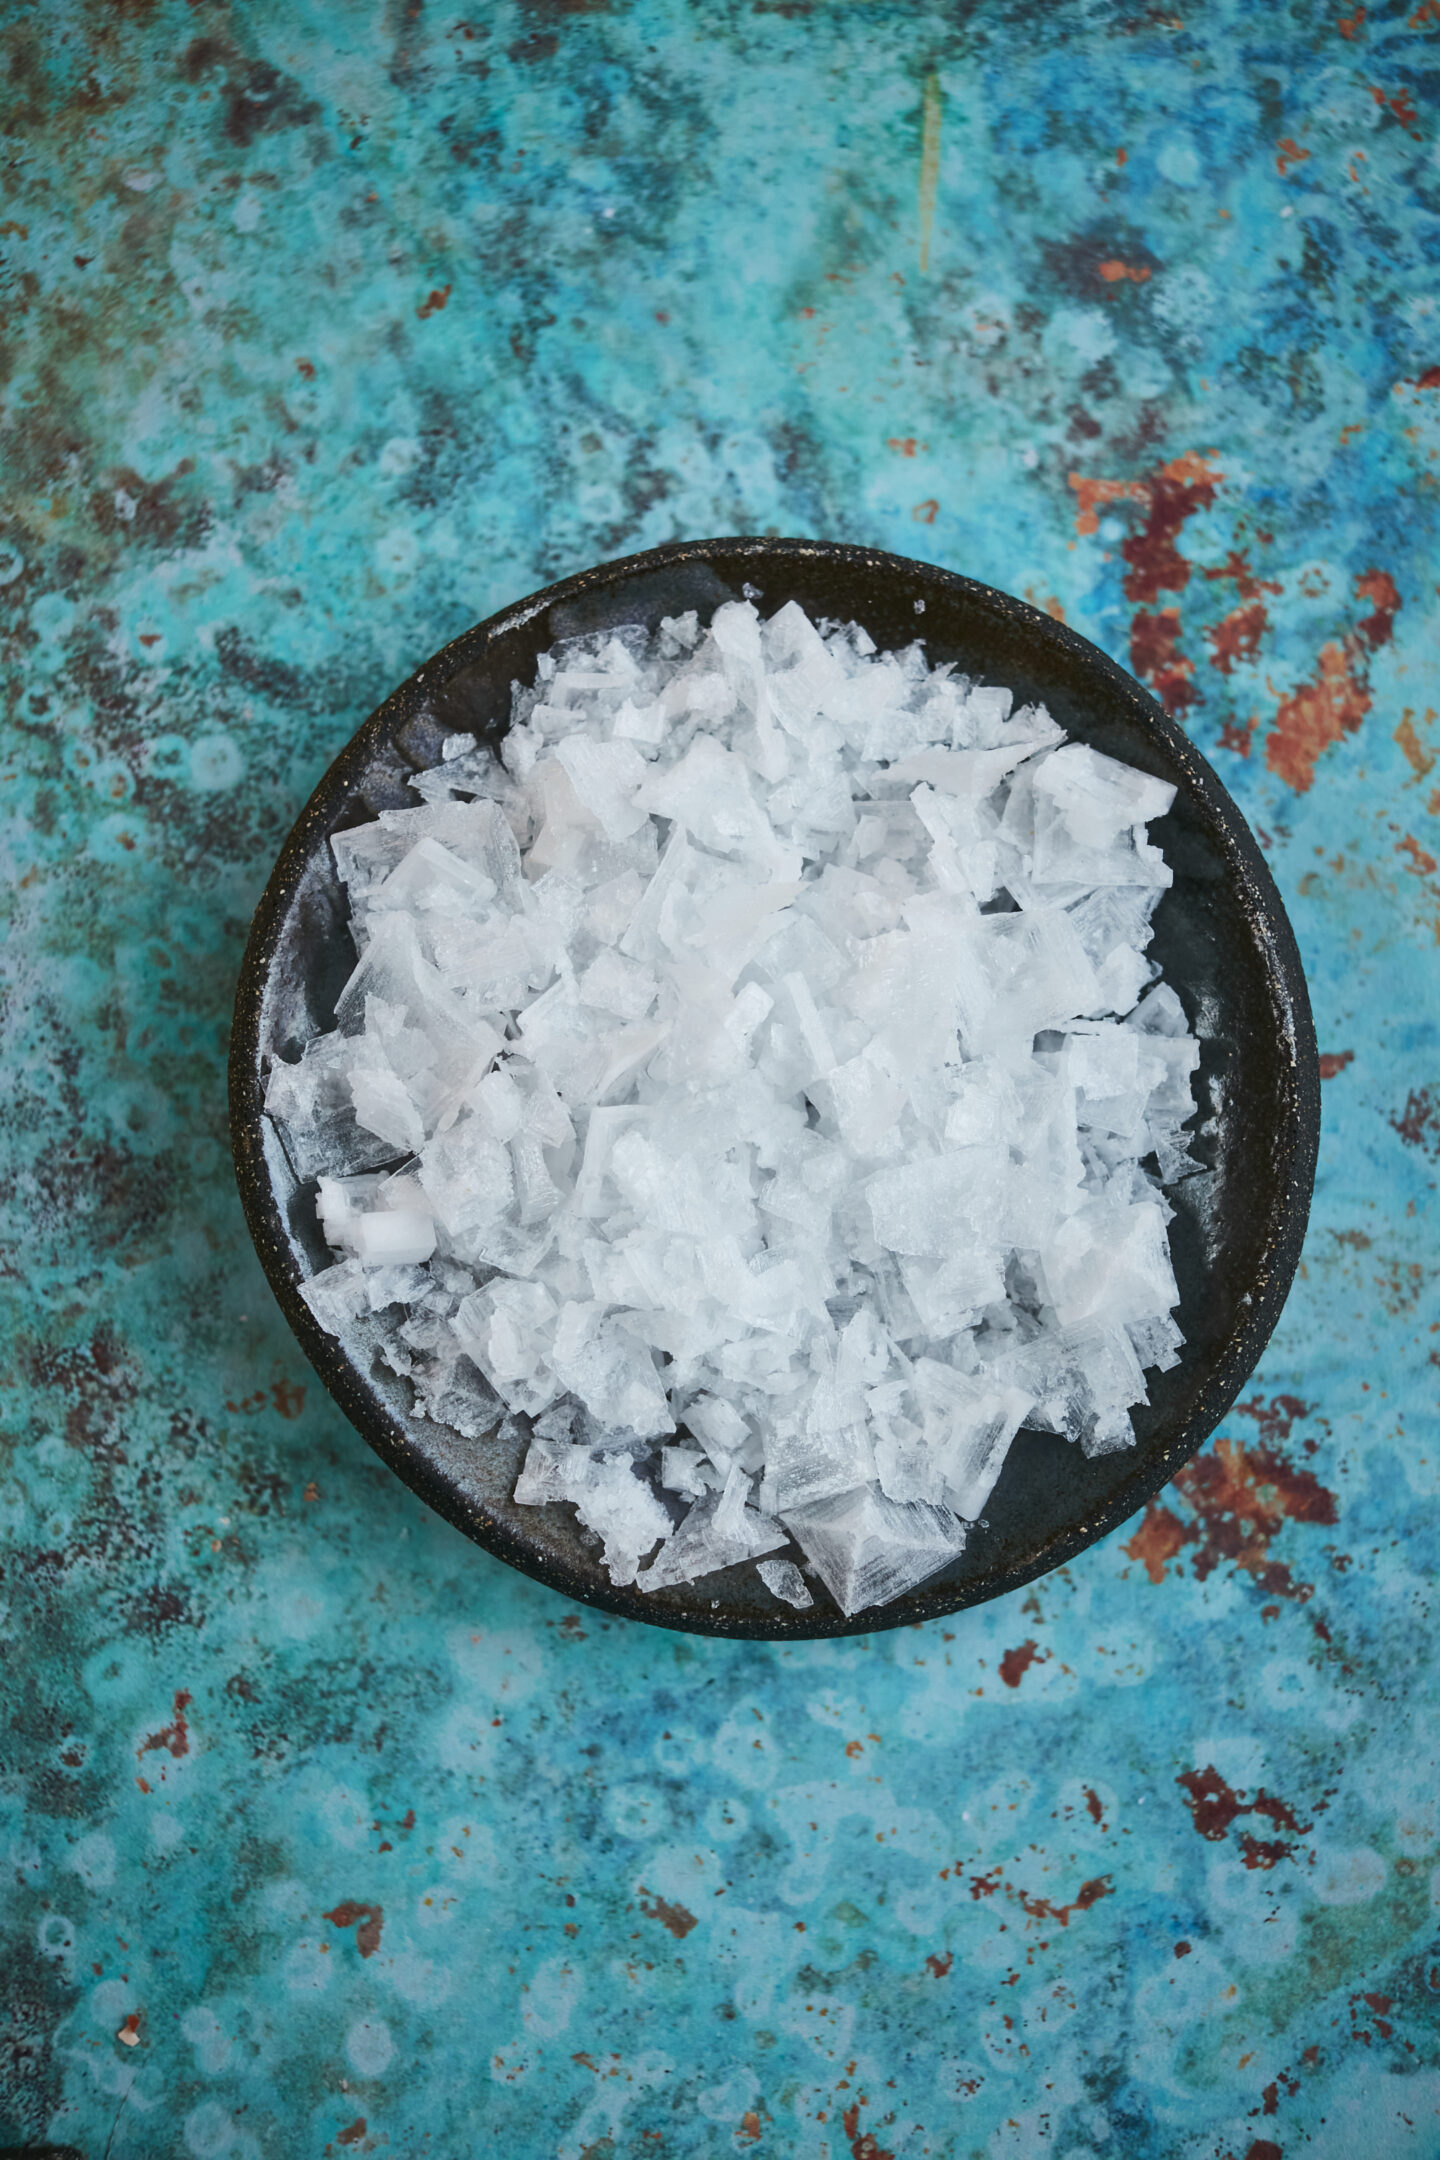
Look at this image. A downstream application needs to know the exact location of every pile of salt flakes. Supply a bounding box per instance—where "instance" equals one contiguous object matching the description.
[266,598,1201,1617]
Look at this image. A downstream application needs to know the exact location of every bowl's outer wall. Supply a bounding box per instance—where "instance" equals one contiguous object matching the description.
[230,538,1320,1638]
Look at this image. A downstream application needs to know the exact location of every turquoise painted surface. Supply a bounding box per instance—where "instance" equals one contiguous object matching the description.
[2,2,1439,2154]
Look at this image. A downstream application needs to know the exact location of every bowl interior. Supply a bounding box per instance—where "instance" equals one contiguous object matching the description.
[231,539,1318,1638]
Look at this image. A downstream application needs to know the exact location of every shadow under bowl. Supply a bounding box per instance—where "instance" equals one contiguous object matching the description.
[230,537,1319,1639]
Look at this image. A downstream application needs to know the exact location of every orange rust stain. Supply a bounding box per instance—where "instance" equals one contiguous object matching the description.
[1124,1418,1336,1600]
[323,1901,384,1957]
[1338,3,1366,33]
[1097,258,1151,283]
[1203,548,1281,600]
[1354,567,1401,647]
[336,2124,367,2150]
[912,498,939,523]
[925,1950,954,1976]
[1177,1764,1310,1867]
[1131,607,1197,715]
[1013,1874,1114,1927]
[416,283,452,318]
[1067,473,1148,536]
[637,1886,697,1939]
[1319,1050,1355,1078]
[1124,1502,1192,1583]
[841,2102,895,2160]
[1399,834,1438,876]
[1025,586,1067,622]
[1206,601,1269,675]
[1122,456,1223,603]
[1276,137,1311,175]
[138,1689,191,1760]
[1219,715,1259,757]
[1265,640,1372,793]
[295,358,316,380]
[998,1639,1042,1687]
[887,436,920,456]
[1116,146,1128,165]
[737,2112,763,2146]
[1370,82,1421,131]
[1395,709,1437,779]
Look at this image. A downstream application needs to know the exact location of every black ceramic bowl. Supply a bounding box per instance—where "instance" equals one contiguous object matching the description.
[231,538,1318,1639]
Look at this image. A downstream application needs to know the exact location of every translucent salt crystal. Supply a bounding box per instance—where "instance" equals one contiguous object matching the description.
[453,1280,562,1418]
[785,1484,968,1617]
[756,1555,813,1609]
[299,1258,369,1335]
[418,1123,514,1235]
[351,1207,436,1266]
[1041,1197,1176,1329]
[553,736,651,841]
[265,1036,398,1182]
[546,1301,675,1439]
[516,1440,671,1586]
[1034,742,1176,848]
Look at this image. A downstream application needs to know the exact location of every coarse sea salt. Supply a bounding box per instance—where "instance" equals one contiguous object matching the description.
[268,600,1203,1616]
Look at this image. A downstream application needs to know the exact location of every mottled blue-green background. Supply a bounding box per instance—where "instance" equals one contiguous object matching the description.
[3,2,1439,2155]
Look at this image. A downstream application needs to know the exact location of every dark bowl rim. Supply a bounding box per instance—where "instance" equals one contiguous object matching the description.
[229,534,1320,1640]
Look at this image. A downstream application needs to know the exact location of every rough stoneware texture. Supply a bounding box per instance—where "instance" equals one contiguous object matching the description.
[2,1,1438,2154]
[232,538,1318,1638]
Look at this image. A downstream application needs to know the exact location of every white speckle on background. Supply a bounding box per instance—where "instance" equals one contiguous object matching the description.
[346,2015,395,2075]
[188,734,245,791]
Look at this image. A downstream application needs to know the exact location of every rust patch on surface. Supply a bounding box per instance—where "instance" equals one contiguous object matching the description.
[1395,709,1437,779]
[336,2124,367,2150]
[1398,834,1437,876]
[1390,1086,1438,1155]
[1318,1051,1354,1079]
[1123,1404,1336,1600]
[1203,549,1281,600]
[998,1639,1042,1688]
[1266,639,1371,792]
[1130,607,1198,715]
[1206,601,1268,674]
[1177,1764,1310,1867]
[1014,1874,1114,1926]
[1097,258,1151,283]
[1121,454,1223,604]
[323,1901,384,1957]
[842,2101,895,2160]
[1276,136,1311,174]
[637,1886,697,1938]
[138,1688,191,1758]
[1266,569,1403,790]
[925,1949,954,1976]
[1354,567,1401,647]
[1068,473,1149,536]
[417,283,452,318]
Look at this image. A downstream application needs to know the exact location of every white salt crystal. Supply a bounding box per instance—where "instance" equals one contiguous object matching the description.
[351,1207,436,1266]
[787,1484,968,1617]
[757,1555,814,1609]
[276,596,1199,1616]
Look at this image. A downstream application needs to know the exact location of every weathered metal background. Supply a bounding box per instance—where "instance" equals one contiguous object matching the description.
[2,2,1438,2155]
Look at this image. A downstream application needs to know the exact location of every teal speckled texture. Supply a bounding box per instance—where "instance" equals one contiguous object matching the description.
[3,3,1439,2155]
